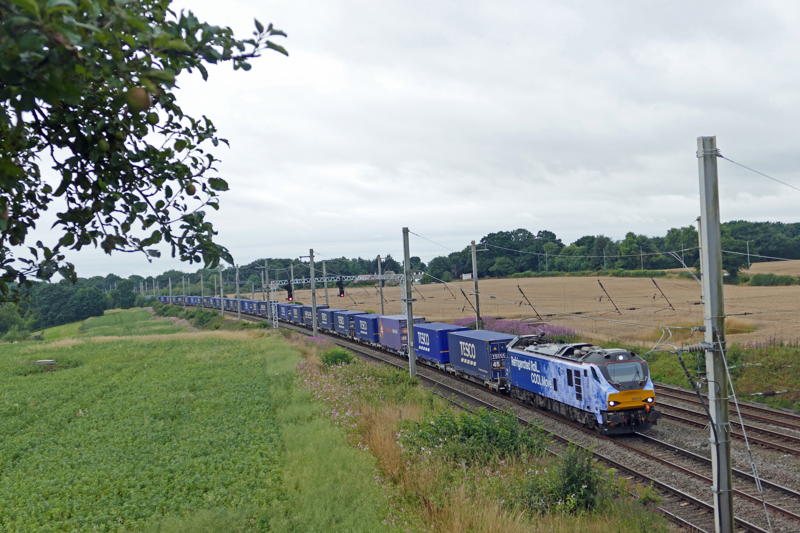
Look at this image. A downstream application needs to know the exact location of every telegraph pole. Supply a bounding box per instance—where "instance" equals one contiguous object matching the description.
[182,276,186,307]
[402,228,416,378]
[640,247,644,270]
[471,240,483,330]
[377,255,385,315]
[322,261,329,306]
[235,265,241,321]
[169,277,172,302]
[200,273,204,307]
[309,249,318,336]
[697,136,733,533]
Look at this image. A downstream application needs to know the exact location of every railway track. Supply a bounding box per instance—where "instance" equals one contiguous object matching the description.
[655,384,800,433]
[658,402,800,456]
[273,319,786,532]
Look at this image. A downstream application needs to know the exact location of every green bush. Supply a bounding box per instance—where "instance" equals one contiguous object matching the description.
[320,347,354,366]
[401,408,549,464]
[749,273,797,286]
[2,326,30,343]
[551,444,604,511]
[513,444,604,513]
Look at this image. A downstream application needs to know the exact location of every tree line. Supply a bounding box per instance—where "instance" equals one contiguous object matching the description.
[423,221,800,282]
[0,277,148,339]
[4,220,796,340]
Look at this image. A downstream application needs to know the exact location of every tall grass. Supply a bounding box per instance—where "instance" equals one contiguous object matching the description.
[295,338,670,533]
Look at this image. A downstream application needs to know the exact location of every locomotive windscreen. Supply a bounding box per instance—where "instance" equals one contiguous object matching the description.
[604,361,644,383]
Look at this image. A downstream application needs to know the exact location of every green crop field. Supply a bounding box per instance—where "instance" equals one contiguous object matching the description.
[0,311,387,532]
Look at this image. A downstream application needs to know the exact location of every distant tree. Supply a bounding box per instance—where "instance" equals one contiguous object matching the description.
[489,257,516,277]
[115,279,136,309]
[0,302,26,335]
[0,0,287,302]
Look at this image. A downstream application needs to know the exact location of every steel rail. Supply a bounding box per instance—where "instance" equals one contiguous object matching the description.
[655,385,800,432]
[659,402,800,456]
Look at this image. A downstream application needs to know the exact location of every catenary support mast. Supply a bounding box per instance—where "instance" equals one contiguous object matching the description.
[471,240,483,330]
[403,228,416,378]
[310,249,318,336]
[697,136,733,533]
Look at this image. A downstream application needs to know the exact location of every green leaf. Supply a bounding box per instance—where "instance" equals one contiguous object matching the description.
[45,0,77,12]
[161,39,193,53]
[7,0,40,18]
[254,18,264,33]
[59,232,75,246]
[266,41,288,56]
[208,178,228,191]
[143,69,176,84]
[174,139,187,152]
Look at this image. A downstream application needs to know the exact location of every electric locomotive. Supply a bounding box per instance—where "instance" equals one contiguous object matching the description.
[506,335,660,434]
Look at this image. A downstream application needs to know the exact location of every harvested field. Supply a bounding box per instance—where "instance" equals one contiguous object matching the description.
[745,259,800,277]
[280,276,800,346]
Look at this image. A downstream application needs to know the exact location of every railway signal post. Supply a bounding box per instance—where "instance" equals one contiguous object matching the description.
[697,135,734,533]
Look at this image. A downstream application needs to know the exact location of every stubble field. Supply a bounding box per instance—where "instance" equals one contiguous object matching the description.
[284,275,800,346]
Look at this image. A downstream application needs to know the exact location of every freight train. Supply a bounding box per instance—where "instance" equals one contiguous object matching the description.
[156,296,660,434]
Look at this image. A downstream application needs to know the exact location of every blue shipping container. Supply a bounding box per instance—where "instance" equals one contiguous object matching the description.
[334,311,365,336]
[278,303,291,320]
[355,314,380,343]
[319,308,344,331]
[289,304,303,322]
[302,305,328,326]
[414,323,469,365]
[379,315,426,352]
[447,330,515,382]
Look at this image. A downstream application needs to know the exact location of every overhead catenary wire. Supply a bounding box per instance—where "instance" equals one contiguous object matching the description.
[719,154,800,195]
[420,272,695,332]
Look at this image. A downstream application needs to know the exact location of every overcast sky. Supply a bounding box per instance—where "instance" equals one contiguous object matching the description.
[33,0,800,278]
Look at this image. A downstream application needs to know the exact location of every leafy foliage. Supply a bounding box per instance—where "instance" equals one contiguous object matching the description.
[401,408,549,464]
[0,0,287,301]
[320,346,354,366]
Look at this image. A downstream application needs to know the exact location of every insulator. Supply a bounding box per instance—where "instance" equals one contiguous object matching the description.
[681,345,705,353]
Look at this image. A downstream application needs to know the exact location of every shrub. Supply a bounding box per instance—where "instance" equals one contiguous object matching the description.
[749,273,796,286]
[320,347,354,366]
[2,326,30,343]
[401,408,549,464]
[550,444,604,511]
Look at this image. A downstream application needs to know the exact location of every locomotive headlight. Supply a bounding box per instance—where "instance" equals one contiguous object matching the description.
[608,401,617,407]
[646,397,654,403]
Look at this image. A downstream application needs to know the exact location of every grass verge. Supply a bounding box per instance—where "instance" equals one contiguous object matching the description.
[293,335,670,532]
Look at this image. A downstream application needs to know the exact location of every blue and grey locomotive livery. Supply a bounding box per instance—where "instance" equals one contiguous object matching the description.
[506,336,660,434]
[155,294,660,435]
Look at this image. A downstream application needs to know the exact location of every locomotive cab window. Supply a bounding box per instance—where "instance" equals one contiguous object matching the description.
[605,361,645,383]
[591,367,600,382]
